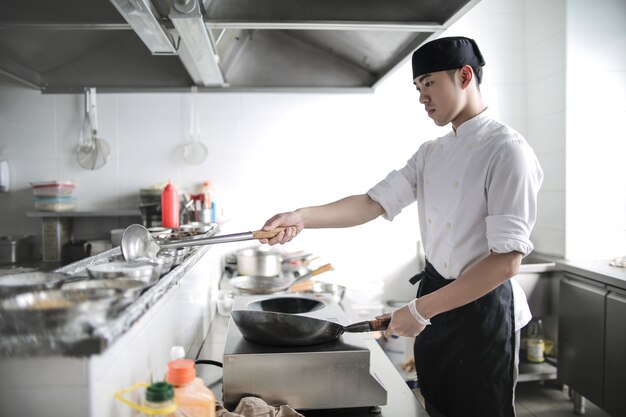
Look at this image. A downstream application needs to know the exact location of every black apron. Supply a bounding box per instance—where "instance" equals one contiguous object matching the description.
[410,260,516,417]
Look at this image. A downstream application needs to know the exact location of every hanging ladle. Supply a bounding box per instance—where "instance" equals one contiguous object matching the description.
[121,224,286,261]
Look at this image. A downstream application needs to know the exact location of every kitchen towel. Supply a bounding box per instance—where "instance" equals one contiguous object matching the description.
[216,397,304,417]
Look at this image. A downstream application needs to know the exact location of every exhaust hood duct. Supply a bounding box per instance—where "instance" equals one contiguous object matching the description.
[108,0,177,55]
[0,0,481,92]
[170,0,224,86]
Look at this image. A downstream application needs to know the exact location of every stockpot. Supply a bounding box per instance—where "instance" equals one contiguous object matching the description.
[236,247,283,277]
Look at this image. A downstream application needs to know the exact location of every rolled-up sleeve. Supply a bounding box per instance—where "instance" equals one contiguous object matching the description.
[485,138,544,256]
[368,170,415,220]
[367,151,421,221]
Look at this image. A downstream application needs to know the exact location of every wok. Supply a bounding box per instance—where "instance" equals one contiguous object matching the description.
[230,310,390,346]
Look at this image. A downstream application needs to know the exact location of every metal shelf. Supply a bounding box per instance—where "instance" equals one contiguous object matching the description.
[26,210,141,218]
[26,210,141,261]
[518,360,558,382]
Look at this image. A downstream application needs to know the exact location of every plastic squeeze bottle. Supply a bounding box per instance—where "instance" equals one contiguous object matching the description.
[166,359,216,417]
[161,181,180,229]
[140,381,182,417]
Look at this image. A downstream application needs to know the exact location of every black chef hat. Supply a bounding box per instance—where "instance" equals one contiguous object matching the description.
[412,36,485,80]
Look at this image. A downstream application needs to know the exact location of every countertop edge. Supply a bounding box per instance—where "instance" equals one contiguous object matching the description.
[556,259,626,290]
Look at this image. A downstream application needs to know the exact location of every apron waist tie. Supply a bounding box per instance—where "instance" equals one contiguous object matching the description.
[409,260,447,285]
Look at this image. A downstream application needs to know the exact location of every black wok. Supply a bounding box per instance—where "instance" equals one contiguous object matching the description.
[230,310,390,347]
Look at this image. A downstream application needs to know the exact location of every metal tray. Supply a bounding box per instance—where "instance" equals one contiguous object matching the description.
[0,271,68,296]
[0,288,121,335]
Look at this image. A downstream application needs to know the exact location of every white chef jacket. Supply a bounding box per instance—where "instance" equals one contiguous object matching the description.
[368,110,543,331]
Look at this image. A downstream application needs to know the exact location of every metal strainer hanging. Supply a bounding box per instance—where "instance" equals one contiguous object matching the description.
[182,86,208,165]
[76,88,110,170]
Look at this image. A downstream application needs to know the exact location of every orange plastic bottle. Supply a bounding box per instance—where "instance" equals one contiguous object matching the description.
[165,359,216,417]
[161,181,180,229]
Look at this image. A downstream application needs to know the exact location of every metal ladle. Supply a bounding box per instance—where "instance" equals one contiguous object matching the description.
[121,224,286,261]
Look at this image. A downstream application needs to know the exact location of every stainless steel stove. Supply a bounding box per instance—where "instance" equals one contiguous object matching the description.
[222,293,388,410]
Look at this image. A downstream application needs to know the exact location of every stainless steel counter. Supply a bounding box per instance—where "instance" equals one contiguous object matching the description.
[195,313,428,417]
[0,244,210,357]
[558,259,626,290]
[520,252,626,289]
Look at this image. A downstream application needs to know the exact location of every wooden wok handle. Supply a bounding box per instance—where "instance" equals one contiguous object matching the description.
[252,227,287,239]
[344,317,391,333]
[369,318,391,331]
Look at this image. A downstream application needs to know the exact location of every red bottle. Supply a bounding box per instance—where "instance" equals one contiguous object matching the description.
[161,181,180,229]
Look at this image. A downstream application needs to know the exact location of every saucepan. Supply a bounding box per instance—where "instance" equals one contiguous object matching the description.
[230,310,390,346]
[235,247,315,278]
[235,247,283,277]
[121,224,285,261]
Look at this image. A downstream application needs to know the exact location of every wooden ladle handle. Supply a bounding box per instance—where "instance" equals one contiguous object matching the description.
[252,227,287,239]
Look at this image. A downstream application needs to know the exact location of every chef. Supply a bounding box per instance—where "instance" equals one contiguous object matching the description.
[260,36,543,417]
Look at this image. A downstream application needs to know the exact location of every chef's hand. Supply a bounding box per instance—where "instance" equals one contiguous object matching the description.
[381,300,431,338]
[260,211,304,245]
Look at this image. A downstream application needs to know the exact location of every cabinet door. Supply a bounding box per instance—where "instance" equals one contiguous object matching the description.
[605,289,626,416]
[558,275,607,407]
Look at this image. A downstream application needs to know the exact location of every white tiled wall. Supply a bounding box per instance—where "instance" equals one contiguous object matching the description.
[525,0,567,257]
[565,0,626,259]
[524,0,626,259]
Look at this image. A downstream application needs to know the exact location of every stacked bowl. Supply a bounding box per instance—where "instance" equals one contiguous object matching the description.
[31,181,77,211]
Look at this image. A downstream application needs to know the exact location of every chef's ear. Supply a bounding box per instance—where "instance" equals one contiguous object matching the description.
[459,65,474,89]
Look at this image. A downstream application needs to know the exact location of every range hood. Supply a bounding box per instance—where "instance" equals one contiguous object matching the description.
[0,0,480,93]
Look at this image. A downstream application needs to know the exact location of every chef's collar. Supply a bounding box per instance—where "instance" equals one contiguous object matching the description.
[453,107,490,137]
